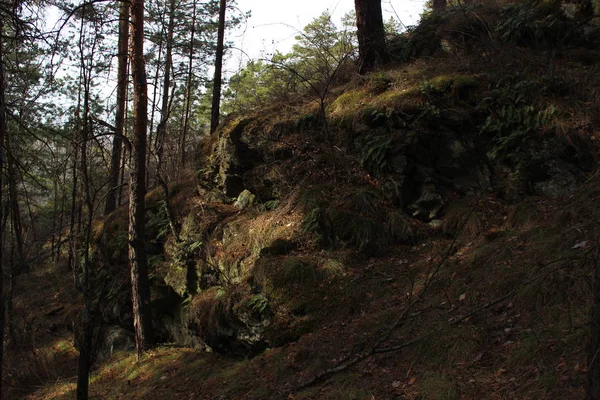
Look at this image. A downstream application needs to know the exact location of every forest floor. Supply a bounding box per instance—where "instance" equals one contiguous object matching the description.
[9,185,595,399]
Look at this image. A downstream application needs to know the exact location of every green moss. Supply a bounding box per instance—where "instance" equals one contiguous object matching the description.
[427,74,479,98]
[366,71,393,94]
[328,90,365,115]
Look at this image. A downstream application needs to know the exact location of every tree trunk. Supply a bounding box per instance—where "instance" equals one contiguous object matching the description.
[210,0,226,133]
[76,11,96,396]
[6,139,22,346]
[354,0,389,74]
[7,139,24,275]
[130,0,154,360]
[589,248,600,399]
[181,0,198,168]
[105,1,130,215]
[147,4,168,187]
[0,16,8,400]
[155,0,176,181]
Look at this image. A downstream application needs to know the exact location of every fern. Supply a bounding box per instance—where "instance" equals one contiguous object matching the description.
[360,134,395,175]
[479,79,556,161]
[247,294,269,313]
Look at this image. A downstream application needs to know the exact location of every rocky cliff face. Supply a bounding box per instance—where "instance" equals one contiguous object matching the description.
[89,63,596,360]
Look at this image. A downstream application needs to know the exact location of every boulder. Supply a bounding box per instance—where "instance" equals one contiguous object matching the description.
[234,189,256,209]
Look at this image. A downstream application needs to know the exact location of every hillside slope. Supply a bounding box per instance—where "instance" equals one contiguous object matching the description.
[8,3,600,399]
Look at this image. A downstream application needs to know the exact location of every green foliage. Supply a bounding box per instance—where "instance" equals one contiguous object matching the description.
[301,207,323,236]
[360,133,395,175]
[479,78,556,161]
[148,255,165,271]
[360,107,396,128]
[224,11,355,114]
[262,200,280,211]
[496,2,597,49]
[146,203,171,240]
[246,294,270,313]
[215,287,227,299]
[171,239,204,265]
[387,14,444,62]
[289,11,355,89]
[224,59,295,113]
[496,3,562,48]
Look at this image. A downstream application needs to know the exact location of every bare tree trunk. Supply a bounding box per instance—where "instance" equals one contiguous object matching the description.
[105,1,130,215]
[589,247,600,399]
[0,16,8,399]
[76,9,101,397]
[7,156,24,276]
[354,0,389,74]
[130,0,154,360]
[7,229,16,345]
[67,142,80,277]
[180,0,198,168]
[118,144,127,206]
[5,137,22,347]
[155,0,176,180]
[51,178,59,261]
[210,0,226,133]
[147,6,167,187]
[54,168,68,264]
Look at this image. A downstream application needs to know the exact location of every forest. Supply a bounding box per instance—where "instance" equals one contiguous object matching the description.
[1,0,600,398]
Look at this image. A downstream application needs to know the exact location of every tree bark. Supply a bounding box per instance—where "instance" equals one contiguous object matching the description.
[0,15,8,400]
[105,1,130,215]
[180,0,198,168]
[147,3,168,187]
[6,138,24,275]
[210,0,226,133]
[155,0,176,180]
[354,0,389,74]
[589,248,600,399]
[130,0,154,360]
[76,11,98,397]
[76,309,92,400]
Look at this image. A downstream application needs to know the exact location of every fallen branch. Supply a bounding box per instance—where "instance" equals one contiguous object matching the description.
[294,228,588,391]
[295,217,468,391]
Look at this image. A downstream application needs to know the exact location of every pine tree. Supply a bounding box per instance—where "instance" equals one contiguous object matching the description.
[354,0,389,73]
[129,0,154,360]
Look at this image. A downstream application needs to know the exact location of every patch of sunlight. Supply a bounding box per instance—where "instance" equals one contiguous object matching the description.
[52,338,75,353]
[35,381,76,400]
[369,86,422,110]
[328,90,368,116]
